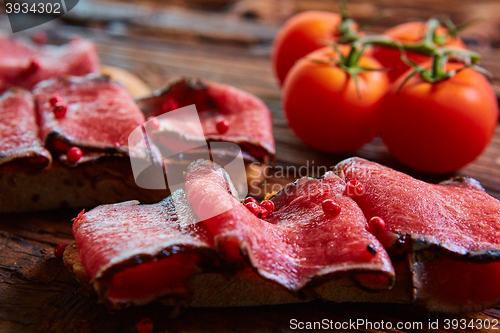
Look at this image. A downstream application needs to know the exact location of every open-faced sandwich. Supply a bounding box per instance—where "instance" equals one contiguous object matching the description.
[0,35,275,213]
[64,157,500,314]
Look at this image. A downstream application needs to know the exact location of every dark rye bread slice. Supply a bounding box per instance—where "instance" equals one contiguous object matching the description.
[63,243,412,308]
[0,158,262,213]
[0,157,167,213]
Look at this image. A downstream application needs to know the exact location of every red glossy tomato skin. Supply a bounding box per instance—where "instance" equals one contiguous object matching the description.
[372,22,467,82]
[282,47,389,153]
[379,64,499,173]
[272,11,346,86]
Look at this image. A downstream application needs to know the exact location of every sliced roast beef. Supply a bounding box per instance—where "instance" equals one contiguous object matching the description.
[0,89,51,169]
[34,75,147,164]
[72,190,215,307]
[185,160,395,291]
[138,78,275,163]
[334,157,500,312]
[0,35,99,94]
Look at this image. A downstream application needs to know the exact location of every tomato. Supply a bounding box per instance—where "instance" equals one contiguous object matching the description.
[272,11,358,86]
[379,62,498,173]
[282,46,389,153]
[372,22,467,81]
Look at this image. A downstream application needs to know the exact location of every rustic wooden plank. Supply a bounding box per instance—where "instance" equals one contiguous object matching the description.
[64,0,277,45]
[60,0,500,46]
[1,214,498,333]
[1,1,500,331]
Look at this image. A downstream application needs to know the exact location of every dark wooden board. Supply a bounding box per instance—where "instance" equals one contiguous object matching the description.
[2,0,500,331]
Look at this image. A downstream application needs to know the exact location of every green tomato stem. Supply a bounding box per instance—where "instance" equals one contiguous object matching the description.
[323,15,487,87]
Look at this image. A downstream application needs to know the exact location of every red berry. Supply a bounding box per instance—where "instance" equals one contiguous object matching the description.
[66,147,83,163]
[260,200,274,213]
[346,179,364,198]
[32,32,48,45]
[54,243,68,259]
[147,116,161,131]
[322,199,341,216]
[245,202,260,216]
[216,119,230,134]
[244,197,258,205]
[136,318,153,333]
[53,102,67,118]
[162,98,178,112]
[27,59,40,73]
[369,216,385,235]
[49,95,63,106]
[257,207,269,219]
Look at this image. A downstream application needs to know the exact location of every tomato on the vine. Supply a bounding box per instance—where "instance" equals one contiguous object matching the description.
[272,11,359,86]
[379,62,498,173]
[282,46,389,153]
[372,21,467,81]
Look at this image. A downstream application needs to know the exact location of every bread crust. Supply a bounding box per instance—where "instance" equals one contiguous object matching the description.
[63,241,412,308]
[0,158,167,213]
[0,160,268,213]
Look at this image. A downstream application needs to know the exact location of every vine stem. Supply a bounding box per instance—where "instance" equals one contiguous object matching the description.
[307,16,487,94]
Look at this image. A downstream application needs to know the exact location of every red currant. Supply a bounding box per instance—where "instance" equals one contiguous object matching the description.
[244,202,260,216]
[322,199,341,217]
[216,119,230,134]
[244,197,258,205]
[136,318,153,333]
[346,179,364,198]
[66,147,83,163]
[53,102,67,119]
[260,200,275,213]
[368,216,385,235]
[54,243,68,259]
[49,95,63,106]
[258,207,269,219]
[28,59,41,72]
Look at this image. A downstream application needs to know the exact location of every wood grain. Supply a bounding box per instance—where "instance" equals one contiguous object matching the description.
[1,211,498,332]
[2,0,500,331]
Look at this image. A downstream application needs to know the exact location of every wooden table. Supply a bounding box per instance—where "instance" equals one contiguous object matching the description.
[2,1,500,331]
